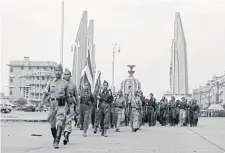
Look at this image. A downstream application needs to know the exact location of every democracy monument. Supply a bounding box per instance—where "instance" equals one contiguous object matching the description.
[164,12,190,100]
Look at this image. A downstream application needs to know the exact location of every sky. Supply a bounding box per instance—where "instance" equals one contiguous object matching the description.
[1,0,225,99]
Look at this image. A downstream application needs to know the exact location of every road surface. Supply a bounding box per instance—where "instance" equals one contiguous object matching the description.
[1,117,225,153]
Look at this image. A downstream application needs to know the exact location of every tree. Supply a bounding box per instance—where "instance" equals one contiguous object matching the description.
[15,97,28,106]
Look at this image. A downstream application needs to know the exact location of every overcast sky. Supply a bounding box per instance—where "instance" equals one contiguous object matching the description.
[1,0,225,99]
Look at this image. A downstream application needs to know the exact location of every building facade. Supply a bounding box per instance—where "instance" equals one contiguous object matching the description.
[192,74,225,108]
[7,57,57,101]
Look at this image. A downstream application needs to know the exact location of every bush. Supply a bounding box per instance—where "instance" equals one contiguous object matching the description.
[15,97,28,106]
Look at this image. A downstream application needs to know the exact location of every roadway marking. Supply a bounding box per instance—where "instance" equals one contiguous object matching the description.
[187,127,225,153]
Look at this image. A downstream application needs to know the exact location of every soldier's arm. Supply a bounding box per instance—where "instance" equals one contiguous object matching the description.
[65,83,70,108]
[41,81,50,106]
[73,84,78,104]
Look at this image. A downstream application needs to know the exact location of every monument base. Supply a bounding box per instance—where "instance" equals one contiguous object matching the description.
[164,93,192,101]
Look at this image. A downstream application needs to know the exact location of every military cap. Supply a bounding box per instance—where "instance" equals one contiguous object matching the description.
[64,68,71,75]
[55,64,63,71]
[103,80,108,85]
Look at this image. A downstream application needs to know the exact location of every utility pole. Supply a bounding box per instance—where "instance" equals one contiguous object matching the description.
[60,0,64,67]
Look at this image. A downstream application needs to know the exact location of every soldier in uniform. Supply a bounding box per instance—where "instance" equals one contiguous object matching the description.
[99,80,113,137]
[169,96,177,126]
[178,97,187,126]
[130,90,142,132]
[190,99,200,127]
[114,90,125,132]
[93,83,101,134]
[79,82,94,137]
[124,94,129,126]
[146,93,156,127]
[41,64,69,149]
[62,68,78,145]
[159,96,168,126]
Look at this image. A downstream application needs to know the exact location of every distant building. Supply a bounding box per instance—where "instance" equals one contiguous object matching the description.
[7,57,57,102]
[192,74,225,108]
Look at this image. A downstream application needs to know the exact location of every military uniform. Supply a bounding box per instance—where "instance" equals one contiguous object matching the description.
[43,78,69,148]
[79,88,94,136]
[99,89,113,137]
[178,100,187,126]
[190,101,200,127]
[114,95,125,131]
[169,99,177,126]
[130,95,142,132]
[146,97,156,127]
[62,81,78,145]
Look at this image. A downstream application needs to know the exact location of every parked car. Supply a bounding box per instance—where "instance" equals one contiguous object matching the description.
[0,103,12,113]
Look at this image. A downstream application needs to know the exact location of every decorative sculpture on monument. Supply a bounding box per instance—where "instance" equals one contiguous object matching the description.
[121,65,141,96]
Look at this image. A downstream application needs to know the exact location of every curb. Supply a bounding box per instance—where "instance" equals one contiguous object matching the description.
[0,119,48,123]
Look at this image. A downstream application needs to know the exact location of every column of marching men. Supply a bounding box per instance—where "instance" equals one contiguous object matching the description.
[41,64,201,149]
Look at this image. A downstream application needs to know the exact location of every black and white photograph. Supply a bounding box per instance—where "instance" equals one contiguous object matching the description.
[0,0,225,152]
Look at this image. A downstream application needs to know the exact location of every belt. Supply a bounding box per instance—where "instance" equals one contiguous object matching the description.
[115,106,123,109]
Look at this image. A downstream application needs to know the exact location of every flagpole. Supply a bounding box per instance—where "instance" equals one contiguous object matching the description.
[60,0,64,67]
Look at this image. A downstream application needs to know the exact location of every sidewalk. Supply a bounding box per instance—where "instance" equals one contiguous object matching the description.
[0,111,48,122]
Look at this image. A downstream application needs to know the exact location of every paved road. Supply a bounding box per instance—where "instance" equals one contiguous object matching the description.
[1,118,225,153]
[1,111,48,120]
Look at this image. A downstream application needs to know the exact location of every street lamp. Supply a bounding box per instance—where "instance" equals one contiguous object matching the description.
[112,42,120,94]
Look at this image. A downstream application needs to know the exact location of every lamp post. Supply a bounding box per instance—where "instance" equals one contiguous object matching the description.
[112,42,120,94]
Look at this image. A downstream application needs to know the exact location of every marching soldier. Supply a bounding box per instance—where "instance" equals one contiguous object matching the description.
[62,68,78,145]
[41,64,69,149]
[99,80,113,137]
[178,97,187,126]
[146,93,156,127]
[159,96,168,126]
[130,90,142,132]
[93,83,101,134]
[79,82,94,137]
[114,90,125,132]
[190,99,200,127]
[169,96,177,126]
[124,94,130,126]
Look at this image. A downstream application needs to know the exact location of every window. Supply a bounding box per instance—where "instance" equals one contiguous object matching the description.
[44,67,46,70]
[37,84,39,88]
[29,66,31,70]
[37,67,39,69]
[47,76,49,80]
[37,76,39,80]
[51,67,53,70]
[42,76,45,80]
[10,78,13,83]
[10,90,12,95]
[21,66,24,70]
[10,68,13,72]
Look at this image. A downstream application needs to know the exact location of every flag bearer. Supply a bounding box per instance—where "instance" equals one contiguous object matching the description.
[79,82,94,137]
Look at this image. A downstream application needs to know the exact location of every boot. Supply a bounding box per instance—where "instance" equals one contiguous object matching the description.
[80,125,83,130]
[83,131,87,137]
[93,127,97,134]
[115,128,120,132]
[51,128,57,146]
[103,128,108,137]
[54,127,62,149]
[63,131,70,145]
[101,129,104,136]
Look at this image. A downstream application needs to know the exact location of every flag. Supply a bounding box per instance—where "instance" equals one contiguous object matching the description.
[93,70,101,95]
[79,44,94,93]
